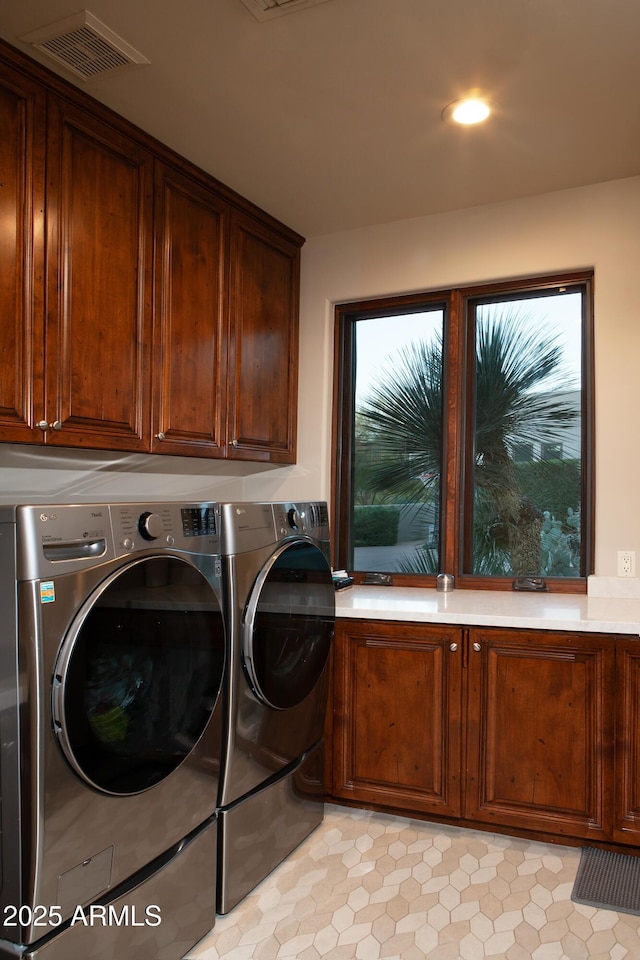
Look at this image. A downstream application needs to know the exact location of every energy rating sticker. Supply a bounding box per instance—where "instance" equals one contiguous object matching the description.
[40,581,55,604]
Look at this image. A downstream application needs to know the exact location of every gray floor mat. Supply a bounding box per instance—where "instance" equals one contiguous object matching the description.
[572,846,640,915]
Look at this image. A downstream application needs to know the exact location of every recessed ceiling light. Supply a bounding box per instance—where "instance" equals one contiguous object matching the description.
[442,97,493,126]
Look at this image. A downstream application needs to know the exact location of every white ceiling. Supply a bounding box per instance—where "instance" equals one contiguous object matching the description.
[2,0,640,238]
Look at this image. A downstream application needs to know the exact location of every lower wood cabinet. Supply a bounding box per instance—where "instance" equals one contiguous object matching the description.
[332,619,463,818]
[330,618,636,849]
[614,640,640,843]
[466,626,614,842]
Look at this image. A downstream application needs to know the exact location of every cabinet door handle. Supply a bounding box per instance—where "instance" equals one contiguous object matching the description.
[36,420,49,431]
[449,642,458,652]
[49,420,63,431]
[473,642,482,652]
[155,432,166,441]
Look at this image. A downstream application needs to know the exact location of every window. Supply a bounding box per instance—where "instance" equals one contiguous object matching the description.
[541,442,563,461]
[332,272,593,591]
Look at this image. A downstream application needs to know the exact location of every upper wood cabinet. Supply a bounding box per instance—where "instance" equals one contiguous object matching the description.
[0,61,45,443]
[0,41,303,462]
[44,96,153,451]
[151,162,228,458]
[227,210,300,463]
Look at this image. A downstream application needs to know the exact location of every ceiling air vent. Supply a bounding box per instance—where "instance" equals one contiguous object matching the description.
[239,0,333,22]
[19,10,149,81]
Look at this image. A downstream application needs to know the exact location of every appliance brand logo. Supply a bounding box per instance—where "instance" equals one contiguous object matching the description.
[40,510,103,521]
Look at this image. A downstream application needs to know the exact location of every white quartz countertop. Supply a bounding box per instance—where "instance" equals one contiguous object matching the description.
[334,585,640,635]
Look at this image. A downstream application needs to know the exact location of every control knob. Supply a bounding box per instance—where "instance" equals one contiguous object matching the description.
[287,507,301,530]
[138,511,164,541]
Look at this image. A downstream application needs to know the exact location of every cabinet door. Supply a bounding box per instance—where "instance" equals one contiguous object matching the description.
[614,640,640,843]
[466,627,614,841]
[0,62,45,442]
[44,97,153,451]
[227,211,300,463]
[151,163,228,456]
[332,619,463,817]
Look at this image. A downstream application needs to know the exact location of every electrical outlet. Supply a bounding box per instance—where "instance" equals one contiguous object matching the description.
[618,550,636,577]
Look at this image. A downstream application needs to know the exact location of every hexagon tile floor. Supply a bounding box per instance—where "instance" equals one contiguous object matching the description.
[188,804,640,960]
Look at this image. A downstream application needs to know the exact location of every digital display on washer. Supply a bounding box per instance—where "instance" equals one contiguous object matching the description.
[181,506,217,537]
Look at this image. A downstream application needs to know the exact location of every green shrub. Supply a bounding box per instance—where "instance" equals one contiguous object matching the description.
[353,505,400,546]
[515,459,580,517]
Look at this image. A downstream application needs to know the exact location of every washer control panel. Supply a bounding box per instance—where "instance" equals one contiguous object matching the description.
[181,505,218,538]
[111,502,219,555]
[14,501,221,579]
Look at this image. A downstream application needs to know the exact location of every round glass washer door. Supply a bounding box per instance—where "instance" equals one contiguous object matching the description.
[52,555,225,796]
[243,540,335,710]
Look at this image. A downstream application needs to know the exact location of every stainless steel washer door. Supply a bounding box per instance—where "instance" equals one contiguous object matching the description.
[52,555,225,796]
[242,540,334,710]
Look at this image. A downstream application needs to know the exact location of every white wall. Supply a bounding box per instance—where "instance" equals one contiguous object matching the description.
[281,175,640,579]
[0,442,262,503]
[2,175,639,581]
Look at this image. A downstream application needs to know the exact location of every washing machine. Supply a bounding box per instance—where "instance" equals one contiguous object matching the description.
[216,501,335,914]
[0,501,225,959]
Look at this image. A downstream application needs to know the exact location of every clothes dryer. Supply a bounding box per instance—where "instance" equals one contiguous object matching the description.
[0,501,224,960]
[217,501,335,914]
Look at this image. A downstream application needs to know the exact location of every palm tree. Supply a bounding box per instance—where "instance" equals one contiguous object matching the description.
[357,309,579,577]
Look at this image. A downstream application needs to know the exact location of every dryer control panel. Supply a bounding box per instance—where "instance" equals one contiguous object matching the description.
[273,502,330,541]
[220,501,330,556]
